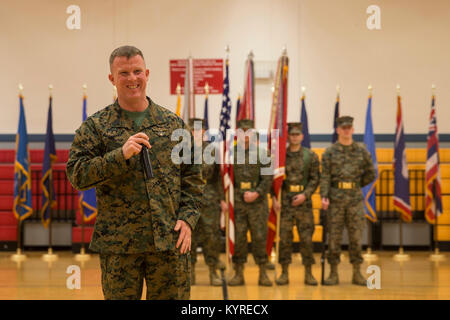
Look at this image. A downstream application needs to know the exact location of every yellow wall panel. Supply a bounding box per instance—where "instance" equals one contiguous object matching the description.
[436,226,450,241]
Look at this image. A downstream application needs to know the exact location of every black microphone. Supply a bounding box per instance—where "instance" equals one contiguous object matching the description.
[141,145,153,179]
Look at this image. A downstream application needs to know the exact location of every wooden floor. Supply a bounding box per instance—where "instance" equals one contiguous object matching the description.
[0,251,448,300]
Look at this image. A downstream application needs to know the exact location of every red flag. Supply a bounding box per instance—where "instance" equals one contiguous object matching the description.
[425,94,443,223]
[236,53,255,123]
[266,53,289,255]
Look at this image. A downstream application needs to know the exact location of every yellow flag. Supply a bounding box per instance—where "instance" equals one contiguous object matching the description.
[176,94,181,116]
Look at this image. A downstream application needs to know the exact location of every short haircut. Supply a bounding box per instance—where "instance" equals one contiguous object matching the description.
[109,45,145,68]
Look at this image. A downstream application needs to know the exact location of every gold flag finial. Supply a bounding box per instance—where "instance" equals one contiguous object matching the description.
[248,50,254,60]
[18,83,23,95]
[176,83,181,95]
[432,84,436,94]
[48,84,53,97]
[82,84,87,96]
[368,84,373,96]
[204,82,209,96]
[396,84,400,95]
[282,45,287,56]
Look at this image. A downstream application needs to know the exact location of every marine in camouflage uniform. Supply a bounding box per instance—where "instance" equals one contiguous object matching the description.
[320,116,376,286]
[66,46,203,299]
[273,122,320,286]
[188,118,225,286]
[228,119,273,287]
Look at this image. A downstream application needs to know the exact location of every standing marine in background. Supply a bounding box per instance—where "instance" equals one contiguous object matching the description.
[320,116,376,286]
[272,122,320,286]
[228,119,273,287]
[188,118,227,286]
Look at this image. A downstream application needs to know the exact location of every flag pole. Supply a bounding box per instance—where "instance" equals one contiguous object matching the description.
[429,85,445,261]
[429,180,445,261]
[269,83,277,270]
[42,85,58,262]
[363,85,378,262]
[11,84,27,263]
[393,84,410,262]
[76,84,91,262]
[273,47,288,279]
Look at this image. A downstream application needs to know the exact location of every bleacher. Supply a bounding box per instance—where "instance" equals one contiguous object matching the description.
[0,149,94,249]
[1,147,450,250]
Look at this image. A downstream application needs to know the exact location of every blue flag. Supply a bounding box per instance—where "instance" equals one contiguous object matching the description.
[300,95,311,148]
[362,95,378,222]
[332,95,340,143]
[41,96,57,227]
[79,95,97,222]
[13,95,33,220]
[235,95,241,128]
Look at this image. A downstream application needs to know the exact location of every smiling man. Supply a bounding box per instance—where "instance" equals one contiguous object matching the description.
[66,45,204,300]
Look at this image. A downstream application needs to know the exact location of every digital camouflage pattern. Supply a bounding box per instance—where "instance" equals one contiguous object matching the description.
[66,97,204,254]
[232,143,273,265]
[320,142,376,265]
[100,249,190,300]
[191,141,224,267]
[67,97,203,300]
[278,147,320,266]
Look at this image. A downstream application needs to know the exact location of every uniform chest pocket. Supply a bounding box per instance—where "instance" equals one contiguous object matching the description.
[148,126,172,151]
[102,128,129,152]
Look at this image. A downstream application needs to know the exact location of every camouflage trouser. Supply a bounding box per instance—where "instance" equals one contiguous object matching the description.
[99,250,191,300]
[232,198,269,265]
[191,205,221,267]
[278,199,315,266]
[326,198,365,265]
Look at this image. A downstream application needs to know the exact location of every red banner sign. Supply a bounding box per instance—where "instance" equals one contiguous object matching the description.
[170,59,223,95]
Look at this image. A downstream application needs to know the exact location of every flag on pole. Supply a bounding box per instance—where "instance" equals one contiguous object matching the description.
[235,95,241,127]
[13,94,33,220]
[332,92,340,143]
[182,57,195,122]
[219,58,234,257]
[176,83,181,117]
[362,94,378,222]
[41,95,57,227]
[237,53,255,122]
[204,91,209,132]
[300,93,311,148]
[79,94,97,222]
[266,52,289,255]
[393,95,412,222]
[425,94,443,224]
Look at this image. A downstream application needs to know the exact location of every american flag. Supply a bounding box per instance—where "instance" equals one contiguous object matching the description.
[425,94,443,224]
[219,59,235,257]
[266,53,288,255]
[393,95,412,222]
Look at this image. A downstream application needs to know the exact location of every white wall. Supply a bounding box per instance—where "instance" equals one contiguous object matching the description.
[1,0,449,136]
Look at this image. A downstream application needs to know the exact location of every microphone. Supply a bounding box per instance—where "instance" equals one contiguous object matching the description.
[141,145,153,179]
